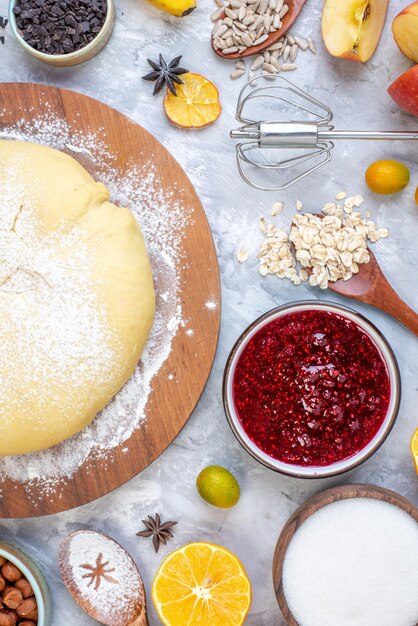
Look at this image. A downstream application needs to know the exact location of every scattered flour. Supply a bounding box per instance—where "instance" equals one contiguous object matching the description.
[0,110,192,501]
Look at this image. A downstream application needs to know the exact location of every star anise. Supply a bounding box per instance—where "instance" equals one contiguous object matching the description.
[142,54,189,96]
[136,513,177,553]
[80,553,118,590]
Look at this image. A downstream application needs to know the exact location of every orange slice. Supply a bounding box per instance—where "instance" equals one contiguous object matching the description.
[411,428,418,473]
[164,73,221,129]
[152,542,251,625]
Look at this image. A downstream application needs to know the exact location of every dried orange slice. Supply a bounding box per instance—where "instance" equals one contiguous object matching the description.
[164,73,221,129]
[411,428,418,473]
[152,542,251,625]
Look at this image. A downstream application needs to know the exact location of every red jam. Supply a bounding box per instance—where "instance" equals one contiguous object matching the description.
[232,309,391,466]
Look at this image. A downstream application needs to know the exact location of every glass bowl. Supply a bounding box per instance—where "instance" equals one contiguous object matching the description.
[0,539,51,625]
[9,0,115,67]
[223,301,401,479]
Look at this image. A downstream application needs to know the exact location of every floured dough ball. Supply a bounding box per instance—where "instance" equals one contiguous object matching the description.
[0,140,155,455]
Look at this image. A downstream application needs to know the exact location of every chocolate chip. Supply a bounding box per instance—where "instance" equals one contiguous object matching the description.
[14,0,107,54]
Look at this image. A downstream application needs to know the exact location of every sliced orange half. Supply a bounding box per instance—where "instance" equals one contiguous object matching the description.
[164,73,221,129]
[411,428,418,474]
[152,542,251,625]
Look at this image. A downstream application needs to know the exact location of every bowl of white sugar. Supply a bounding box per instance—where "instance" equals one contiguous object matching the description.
[273,483,418,626]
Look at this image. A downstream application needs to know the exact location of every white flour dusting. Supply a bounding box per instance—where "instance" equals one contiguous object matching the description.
[62,531,145,623]
[0,111,192,499]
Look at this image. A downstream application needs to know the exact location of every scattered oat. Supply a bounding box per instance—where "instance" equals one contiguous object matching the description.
[256,194,389,289]
[236,248,249,263]
[271,201,284,216]
[335,191,347,201]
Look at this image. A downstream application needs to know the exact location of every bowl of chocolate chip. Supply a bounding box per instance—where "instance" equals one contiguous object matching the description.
[9,0,115,66]
[0,541,51,625]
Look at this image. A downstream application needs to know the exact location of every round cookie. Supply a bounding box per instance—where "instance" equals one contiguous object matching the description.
[0,140,155,455]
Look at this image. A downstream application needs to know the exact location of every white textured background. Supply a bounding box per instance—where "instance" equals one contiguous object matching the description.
[0,0,417,624]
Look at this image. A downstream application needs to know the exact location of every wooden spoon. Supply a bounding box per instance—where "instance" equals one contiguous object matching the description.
[59,530,148,626]
[212,0,307,60]
[272,484,418,626]
[325,247,418,337]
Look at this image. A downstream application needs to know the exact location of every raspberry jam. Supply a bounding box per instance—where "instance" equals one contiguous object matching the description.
[232,309,391,466]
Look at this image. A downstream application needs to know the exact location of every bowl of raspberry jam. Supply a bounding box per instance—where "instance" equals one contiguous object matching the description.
[223,301,401,478]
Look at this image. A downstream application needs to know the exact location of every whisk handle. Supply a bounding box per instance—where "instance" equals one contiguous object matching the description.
[320,130,418,140]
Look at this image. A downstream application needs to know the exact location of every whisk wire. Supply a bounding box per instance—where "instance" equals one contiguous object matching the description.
[231,76,418,191]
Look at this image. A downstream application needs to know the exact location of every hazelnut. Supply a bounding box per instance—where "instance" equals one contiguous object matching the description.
[0,559,6,568]
[0,564,21,584]
[0,577,5,593]
[13,579,33,599]
[15,597,37,620]
[0,609,17,626]
[1,587,22,610]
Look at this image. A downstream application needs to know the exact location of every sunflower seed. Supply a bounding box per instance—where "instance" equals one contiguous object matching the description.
[234,21,247,31]
[269,0,277,8]
[230,0,243,6]
[267,41,282,50]
[248,70,257,84]
[263,14,272,30]
[250,54,264,70]
[279,3,288,17]
[223,45,239,53]
[308,37,316,53]
[275,0,284,10]
[240,32,253,47]
[243,14,255,24]
[238,4,246,19]
[290,43,298,62]
[215,23,228,37]
[263,50,271,61]
[215,0,224,7]
[253,33,269,45]
[282,44,291,61]
[261,71,277,79]
[223,16,233,25]
[225,7,238,18]
[258,0,268,14]
[263,62,277,73]
[255,25,265,39]
[214,36,226,48]
[281,62,297,70]
[273,13,281,28]
[294,35,308,50]
[211,7,224,20]
[225,36,234,46]
[270,56,281,70]
[236,59,245,69]
[286,33,295,44]
[231,68,245,78]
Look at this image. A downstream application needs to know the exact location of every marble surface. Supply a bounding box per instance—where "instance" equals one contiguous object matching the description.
[0,0,417,624]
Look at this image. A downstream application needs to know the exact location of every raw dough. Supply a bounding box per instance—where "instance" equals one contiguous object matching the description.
[0,140,155,455]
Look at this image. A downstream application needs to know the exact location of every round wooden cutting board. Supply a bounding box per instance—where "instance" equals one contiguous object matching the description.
[0,83,220,518]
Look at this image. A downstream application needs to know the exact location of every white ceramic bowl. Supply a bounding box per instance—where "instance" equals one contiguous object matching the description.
[0,540,51,624]
[9,0,115,67]
[223,301,401,478]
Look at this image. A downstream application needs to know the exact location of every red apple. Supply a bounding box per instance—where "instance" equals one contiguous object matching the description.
[322,0,389,62]
[388,65,418,117]
[392,1,418,63]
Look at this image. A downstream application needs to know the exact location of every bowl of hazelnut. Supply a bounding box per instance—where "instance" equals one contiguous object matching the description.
[0,541,51,626]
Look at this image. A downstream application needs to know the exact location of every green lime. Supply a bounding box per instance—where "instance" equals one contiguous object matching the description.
[196,465,240,508]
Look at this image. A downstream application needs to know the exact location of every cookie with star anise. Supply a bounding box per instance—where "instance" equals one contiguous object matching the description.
[59,530,148,626]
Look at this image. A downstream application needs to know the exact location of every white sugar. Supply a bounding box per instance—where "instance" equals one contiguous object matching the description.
[283,498,418,626]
